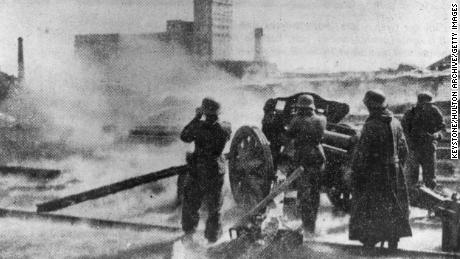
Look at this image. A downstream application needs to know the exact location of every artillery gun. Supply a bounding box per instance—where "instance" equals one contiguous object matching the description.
[214,92,460,257]
[227,92,358,211]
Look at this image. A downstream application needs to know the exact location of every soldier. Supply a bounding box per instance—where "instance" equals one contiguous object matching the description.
[180,97,231,244]
[401,92,445,189]
[349,90,412,249]
[285,94,326,237]
[262,98,285,170]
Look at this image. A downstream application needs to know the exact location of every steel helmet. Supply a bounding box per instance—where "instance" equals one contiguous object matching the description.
[295,94,315,110]
[263,98,277,112]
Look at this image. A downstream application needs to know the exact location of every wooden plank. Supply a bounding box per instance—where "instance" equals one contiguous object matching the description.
[0,165,61,180]
[218,167,304,258]
[233,166,304,229]
[0,208,181,233]
[36,165,187,213]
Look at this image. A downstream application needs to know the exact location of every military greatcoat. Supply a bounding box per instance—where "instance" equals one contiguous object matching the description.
[349,109,412,244]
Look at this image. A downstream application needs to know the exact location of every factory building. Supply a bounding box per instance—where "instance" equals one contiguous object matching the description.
[193,0,232,60]
[75,0,232,63]
[74,20,195,63]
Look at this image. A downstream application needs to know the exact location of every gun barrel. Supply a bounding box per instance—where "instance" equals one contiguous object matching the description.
[410,185,457,211]
[323,130,355,151]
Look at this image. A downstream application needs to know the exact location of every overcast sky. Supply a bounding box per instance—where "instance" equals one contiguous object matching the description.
[0,0,452,74]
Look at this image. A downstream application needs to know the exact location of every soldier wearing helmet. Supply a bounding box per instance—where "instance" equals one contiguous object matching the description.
[180,97,231,244]
[285,94,327,237]
[349,90,411,249]
[401,91,445,190]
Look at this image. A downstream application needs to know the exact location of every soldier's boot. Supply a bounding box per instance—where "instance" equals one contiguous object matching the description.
[425,176,437,217]
[205,213,222,243]
[181,232,194,245]
[181,184,202,242]
[388,238,399,250]
[180,229,199,250]
[361,238,377,248]
[301,182,320,240]
[204,228,221,244]
[301,214,317,240]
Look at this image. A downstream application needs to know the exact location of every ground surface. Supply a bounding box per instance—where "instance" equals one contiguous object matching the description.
[0,87,457,258]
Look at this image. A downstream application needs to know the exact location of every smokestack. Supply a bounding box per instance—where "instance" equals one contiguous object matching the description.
[254,28,264,62]
[18,37,24,83]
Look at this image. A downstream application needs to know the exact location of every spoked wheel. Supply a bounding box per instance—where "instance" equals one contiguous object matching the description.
[228,126,274,209]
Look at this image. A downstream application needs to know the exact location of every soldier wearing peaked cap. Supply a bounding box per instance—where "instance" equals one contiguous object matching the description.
[285,94,327,237]
[180,97,231,244]
[349,90,412,249]
[401,91,445,190]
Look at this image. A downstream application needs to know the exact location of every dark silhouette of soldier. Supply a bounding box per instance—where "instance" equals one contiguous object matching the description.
[349,90,412,249]
[285,94,326,237]
[401,92,445,189]
[262,98,285,172]
[180,97,231,244]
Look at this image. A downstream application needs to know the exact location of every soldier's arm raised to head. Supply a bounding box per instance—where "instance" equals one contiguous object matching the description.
[180,117,201,143]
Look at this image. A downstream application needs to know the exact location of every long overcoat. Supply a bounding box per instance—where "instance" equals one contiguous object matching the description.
[349,109,412,243]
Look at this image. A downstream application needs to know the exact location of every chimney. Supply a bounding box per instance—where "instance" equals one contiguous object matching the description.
[18,37,24,83]
[254,28,264,62]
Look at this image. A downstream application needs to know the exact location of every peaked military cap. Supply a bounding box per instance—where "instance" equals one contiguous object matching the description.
[363,89,387,109]
[201,97,221,115]
[417,91,434,104]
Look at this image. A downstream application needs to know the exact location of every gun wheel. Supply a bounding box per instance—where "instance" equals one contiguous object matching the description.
[228,126,274,209]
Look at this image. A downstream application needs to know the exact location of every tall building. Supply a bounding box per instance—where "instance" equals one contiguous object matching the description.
[193,0,232,61]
